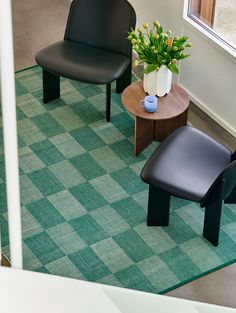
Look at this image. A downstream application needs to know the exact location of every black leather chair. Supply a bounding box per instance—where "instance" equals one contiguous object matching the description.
[35,0,136,122]
[141,126,236,246]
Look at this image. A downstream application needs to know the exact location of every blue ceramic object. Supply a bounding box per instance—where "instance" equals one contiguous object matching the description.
[144,95,158,113]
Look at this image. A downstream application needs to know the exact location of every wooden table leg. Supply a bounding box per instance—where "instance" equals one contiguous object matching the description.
[154,109,188,141]
[134,116,154,156]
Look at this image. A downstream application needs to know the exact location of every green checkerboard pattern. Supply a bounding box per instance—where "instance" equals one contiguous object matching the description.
[1,66,236,294]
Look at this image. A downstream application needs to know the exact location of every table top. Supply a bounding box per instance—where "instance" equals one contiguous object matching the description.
[0,267,235,313]
[122,80,189,121]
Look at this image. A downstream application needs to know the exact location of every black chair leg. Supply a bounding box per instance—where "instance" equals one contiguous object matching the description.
[203,181,224,246]
[116,61,132,93]
[147,185,171,226]
[43,69,60,103]
[106,83,111,122]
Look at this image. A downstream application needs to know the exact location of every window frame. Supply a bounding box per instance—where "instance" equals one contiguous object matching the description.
[183,0,236,61]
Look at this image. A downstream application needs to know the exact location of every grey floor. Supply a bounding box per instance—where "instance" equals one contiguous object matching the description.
[11,0,236,309]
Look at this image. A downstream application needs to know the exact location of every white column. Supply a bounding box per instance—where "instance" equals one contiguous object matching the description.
[0,0,23,268]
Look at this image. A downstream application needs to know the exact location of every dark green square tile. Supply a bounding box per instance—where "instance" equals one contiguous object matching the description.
[24,231,64,265]
[111,167,146,195]
[112,112,134,137]
[70,127,105,151]
[28,168,64,196]
[165,212,197,244]
[0,216,9,247]
[36,266,51,274]
[26,198,65,229]
[32,112,65,137]
[70,183,107,212]
[17,107,27,120]
[70,153,105,180]
[71,81,103,98]
[30,140,65,166]
[71,99,104,124]
[15,80,28,96]
[69,247,110,281]
[0,183,7,214]
[115,265,155,293]
[160,246,200,281]
[112,197,146,227]
[110,139,145,165]
[69,215,108,245]
[113,229,154,262]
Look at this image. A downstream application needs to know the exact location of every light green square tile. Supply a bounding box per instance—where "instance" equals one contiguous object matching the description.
[89,146,126,173]
[18,118,46,145]
[48,190,86,220]
[60,80,85,103]
[222,222,236,243]
[90,174,128,203]
[46,256,85,279]
[23,242,43,270]
[90,94,123,117]
[180,237,222,272]
[50,133,85,158]
[49,160,86,188]
[132,189,149,210]
[137,255,180,292]
[20,174,44,205]
[17,70,42,91]
[19,146,45,174]
[129,160,147,176]
[47,223,87,254]
[90,120,125,145]
[17,94,46,117]
[97,274,123,287]
[91,238,133,273]
[90,205,129,236]
[134,223,176,254]
[50,106,85,131]
[22,206,43,239]
[175,203,204,235]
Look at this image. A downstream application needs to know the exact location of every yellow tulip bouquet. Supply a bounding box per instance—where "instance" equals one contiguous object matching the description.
[127,20,192,74]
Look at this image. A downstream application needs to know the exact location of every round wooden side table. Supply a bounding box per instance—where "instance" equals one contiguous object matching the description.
[122,80,189,156]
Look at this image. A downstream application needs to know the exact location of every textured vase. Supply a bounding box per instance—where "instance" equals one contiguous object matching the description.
[143,65,172,97]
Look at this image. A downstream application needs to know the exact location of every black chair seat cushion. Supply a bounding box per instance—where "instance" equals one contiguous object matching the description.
[35,40,130,84]
[141,126,232,202]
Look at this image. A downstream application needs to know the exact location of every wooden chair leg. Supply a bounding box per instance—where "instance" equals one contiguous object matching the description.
[147,185,171,226]
[106,83,111,122]
[43,69,60,103]
[116,61,132,93]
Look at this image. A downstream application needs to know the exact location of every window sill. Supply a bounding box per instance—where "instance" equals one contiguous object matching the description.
[183,14,236,63]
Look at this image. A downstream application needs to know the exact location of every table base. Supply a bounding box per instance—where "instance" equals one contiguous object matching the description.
[134,109,188,156]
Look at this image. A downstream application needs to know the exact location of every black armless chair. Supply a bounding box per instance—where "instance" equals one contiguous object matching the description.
[141,126,236,246]
[35,0,136,122]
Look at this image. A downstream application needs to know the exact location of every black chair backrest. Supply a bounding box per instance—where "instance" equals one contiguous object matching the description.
[202,159,236,206]
[64,0,136,56]
[221,160,236,199]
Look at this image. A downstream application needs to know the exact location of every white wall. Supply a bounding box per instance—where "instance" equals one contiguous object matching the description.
[129,0,236,137]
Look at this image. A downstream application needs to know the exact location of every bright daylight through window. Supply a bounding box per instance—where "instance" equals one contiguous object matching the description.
[187,0,236,51]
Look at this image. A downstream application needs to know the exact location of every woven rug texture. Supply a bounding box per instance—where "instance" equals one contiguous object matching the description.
[0,66,236,294]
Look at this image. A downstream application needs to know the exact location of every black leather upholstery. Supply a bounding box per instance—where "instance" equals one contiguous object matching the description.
[141,126,232,202]
[140,126,236,246]
[35,0,136,122]
[36,41,130,84]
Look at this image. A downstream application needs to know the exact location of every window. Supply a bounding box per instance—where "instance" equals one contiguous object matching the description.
[187,0,236,51]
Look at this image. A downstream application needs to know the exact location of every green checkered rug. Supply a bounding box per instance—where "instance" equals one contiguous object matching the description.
[1,66,236,294]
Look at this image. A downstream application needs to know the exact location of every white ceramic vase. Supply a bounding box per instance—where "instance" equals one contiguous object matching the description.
[143,65,172,97]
